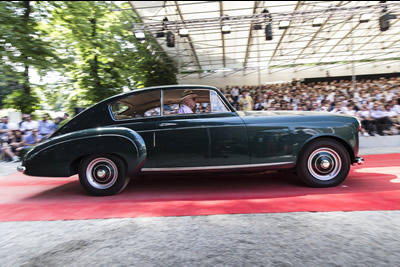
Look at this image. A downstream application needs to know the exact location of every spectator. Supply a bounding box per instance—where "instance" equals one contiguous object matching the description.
[1,129,23,162]
[22,128,41,150]
[230,86,240,109]
[239,90,254,111]
[20,114,39,135]
[38,114,56,138]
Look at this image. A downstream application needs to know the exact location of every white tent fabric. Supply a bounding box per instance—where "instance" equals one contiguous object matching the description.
[126,1,400,81]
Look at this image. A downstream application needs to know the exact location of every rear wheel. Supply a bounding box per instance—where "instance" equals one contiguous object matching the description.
[78,154,130,196]
[297,139,351,187]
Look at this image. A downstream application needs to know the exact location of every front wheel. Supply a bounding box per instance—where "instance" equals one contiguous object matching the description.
[297,139,351,187]
[79,154,130,196]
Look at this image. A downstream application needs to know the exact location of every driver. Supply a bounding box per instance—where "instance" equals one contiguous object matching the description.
[178,90,198,114]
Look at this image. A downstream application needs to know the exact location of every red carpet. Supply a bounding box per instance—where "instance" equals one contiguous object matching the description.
[0,153,399,221]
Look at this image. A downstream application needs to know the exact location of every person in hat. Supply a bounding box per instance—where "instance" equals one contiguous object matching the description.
[178,90,198,114]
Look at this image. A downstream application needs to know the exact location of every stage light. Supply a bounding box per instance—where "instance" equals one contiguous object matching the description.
[253,24,262,30]
[156,31,165,38]
[178,28,189,37]
[312,18,324,27]
[379,13,390,31]
[360,13,372,23]
[134,31,145,41]
[166,31,175,47]
[265,23,272,40]
[278,20,289,29]
[221,25,231,34]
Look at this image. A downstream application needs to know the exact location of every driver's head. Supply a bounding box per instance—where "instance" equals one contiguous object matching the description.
[181,90,198,110]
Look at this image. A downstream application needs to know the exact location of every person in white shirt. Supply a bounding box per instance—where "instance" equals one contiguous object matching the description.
[178,90,198,114]
[20,114,39,134]
[230,86,240,109]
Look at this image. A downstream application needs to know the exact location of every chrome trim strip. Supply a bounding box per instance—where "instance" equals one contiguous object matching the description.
[141,162,294,172]
[136,124,243,133]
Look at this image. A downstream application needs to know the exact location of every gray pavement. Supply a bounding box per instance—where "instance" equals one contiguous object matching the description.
[0,135,399,266]
[1,211,400,266]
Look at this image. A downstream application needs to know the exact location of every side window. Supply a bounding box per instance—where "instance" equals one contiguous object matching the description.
[210,91,229,113]
[111,90,161,120]
[162,89,229,116]
[163,89,210,115]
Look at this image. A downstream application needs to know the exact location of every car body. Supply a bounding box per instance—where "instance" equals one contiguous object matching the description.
[18,85,363,196]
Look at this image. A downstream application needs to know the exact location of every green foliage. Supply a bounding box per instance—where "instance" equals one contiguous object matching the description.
[0,1,177,114]
[3,89,40,114]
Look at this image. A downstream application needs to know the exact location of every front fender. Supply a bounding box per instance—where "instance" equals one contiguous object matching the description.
[22,127,146,177]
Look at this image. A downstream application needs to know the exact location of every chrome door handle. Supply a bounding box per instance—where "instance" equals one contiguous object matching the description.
[159,123,177,127]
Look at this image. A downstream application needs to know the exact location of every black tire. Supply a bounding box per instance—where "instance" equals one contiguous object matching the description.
[296,139,351,187]
[78,154,130,196]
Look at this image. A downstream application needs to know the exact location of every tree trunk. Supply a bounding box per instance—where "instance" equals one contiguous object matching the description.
[23,1,31,95]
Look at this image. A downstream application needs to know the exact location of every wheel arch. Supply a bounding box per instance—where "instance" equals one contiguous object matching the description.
[296,135,355,165]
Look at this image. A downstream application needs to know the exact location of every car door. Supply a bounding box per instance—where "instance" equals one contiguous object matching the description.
[110,89,161,168]
[156,88,249,168]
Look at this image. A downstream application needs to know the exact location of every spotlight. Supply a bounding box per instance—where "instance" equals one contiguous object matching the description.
[166,31,175,47]
[359,13,372,23]
[312,18,324,27]
[253,24,262,30]
[278,21,289,29]
[156,31,165,38]
[178,28,189,37]
[265,23,272,40]
[134,31,145,41]
[379,13,390,31]
[221,25,231,34]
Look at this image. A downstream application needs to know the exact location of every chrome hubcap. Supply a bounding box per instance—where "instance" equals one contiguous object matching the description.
[96,169,106,178]
[307,148,342,181]
[86,158,118,189]
[321,160,330,169]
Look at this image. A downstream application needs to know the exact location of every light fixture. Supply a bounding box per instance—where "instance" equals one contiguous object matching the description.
[221,25,231,34]
[312,18,324,27]
[379,13,390,31]
[253,24,262,30]
[166,31,175,47]
[134,31,145,41]
[157,17,168,38]
[359,13,373,23]
[265,23,272,40]
[156,31,165,38]
[278,20,290,29]
[254,8,270,31]
[178,28,189,37]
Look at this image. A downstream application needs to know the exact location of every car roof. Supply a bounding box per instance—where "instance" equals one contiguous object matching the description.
[103,84,220,103]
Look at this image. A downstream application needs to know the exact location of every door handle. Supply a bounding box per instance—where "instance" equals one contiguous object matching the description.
[159,123,177,127]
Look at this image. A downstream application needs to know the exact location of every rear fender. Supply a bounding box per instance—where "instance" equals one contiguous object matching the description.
[23,127,146,177]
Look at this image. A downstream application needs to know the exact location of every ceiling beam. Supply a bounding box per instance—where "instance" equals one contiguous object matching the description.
[293,1,344,63]
[174,1,202,72]
[220,1,226,71]
[268,1,303,66]
[243,1,262,69]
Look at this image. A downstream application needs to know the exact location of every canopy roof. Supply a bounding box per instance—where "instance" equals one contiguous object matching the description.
[126,1,400,79]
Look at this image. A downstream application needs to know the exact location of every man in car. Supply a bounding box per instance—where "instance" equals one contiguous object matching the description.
[178,90,198,114]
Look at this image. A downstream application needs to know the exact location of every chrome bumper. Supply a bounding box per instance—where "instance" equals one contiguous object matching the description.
[353,156,364,165]
[17,165,26,173]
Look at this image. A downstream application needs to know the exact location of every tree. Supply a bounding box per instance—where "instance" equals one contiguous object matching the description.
[0,1,61,113]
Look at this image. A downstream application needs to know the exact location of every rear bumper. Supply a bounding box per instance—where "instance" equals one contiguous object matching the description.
[17,165,26,173]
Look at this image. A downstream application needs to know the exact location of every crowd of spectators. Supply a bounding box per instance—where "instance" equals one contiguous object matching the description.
[220,77,400,136]
[0,113,69,162]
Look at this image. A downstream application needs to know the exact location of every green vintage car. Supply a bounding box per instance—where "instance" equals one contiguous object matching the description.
[18,85,363,196]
